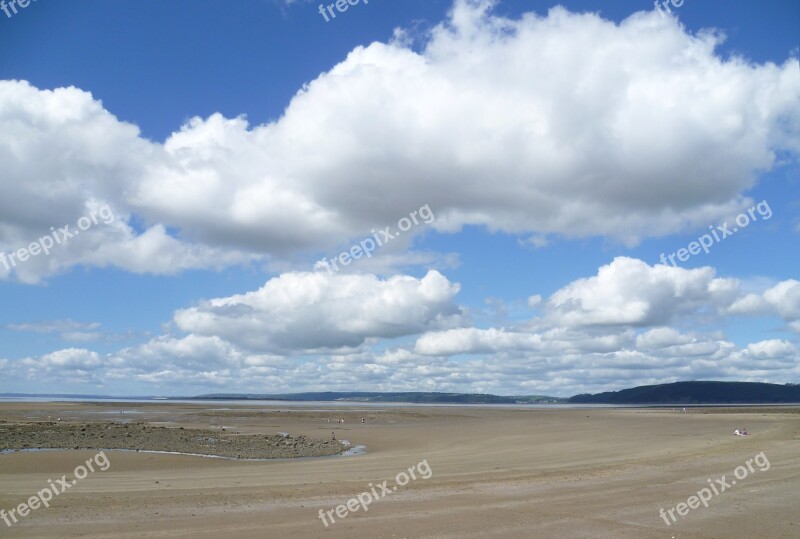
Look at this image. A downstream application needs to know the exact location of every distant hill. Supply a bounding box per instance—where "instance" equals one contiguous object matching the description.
[568,381,800,404]
[6,383,799,405]
[193,392,565,404]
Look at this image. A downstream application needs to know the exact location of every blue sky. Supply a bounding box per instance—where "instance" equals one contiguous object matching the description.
[1,0,798,397]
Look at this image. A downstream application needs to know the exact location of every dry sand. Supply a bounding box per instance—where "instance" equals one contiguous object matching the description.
[0,402,798,538]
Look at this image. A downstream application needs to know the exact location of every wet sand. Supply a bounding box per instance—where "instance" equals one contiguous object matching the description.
[0,402,798,538]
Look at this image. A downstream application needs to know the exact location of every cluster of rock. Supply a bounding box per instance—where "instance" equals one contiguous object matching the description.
[0,421,346,459]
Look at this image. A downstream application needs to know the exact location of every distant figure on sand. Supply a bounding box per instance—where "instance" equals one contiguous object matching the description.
[331,432,336,441]
[362,417,365,424]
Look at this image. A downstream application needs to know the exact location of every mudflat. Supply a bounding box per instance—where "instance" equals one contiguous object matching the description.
[0,402,798,538]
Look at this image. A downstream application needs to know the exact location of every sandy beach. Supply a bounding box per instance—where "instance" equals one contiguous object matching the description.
[0,402,798,538]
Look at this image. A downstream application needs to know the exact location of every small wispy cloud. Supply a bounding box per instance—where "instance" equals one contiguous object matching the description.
[519,234,550,249]
[5,320,140,343]
[7,320,101,334]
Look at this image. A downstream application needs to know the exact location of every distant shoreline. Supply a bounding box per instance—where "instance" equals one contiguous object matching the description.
[2,396,800,409]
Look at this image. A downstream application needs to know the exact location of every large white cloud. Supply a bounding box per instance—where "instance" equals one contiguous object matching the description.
[17,348,103,384]
[0,83,253,283]
[136,1,797,245]
[2,0,799,282]
[728,280,800,331]
[545,257,740,327]
[173,270,464,353]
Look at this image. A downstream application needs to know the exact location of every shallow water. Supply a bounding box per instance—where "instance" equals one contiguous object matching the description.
[0,445,367,461]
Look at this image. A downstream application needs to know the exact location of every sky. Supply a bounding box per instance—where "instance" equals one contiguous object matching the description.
[0,0,798,397]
